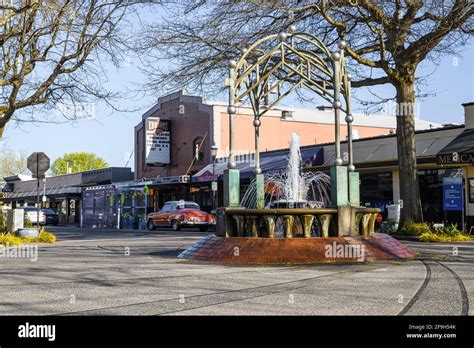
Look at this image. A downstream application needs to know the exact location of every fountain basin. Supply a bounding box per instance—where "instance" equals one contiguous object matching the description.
[216,206,381,238]
[178,233,417,265]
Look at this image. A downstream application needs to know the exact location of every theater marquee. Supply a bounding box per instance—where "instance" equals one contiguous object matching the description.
[144,117,171,166]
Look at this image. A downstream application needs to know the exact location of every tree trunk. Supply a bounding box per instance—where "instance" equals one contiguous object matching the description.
[395,81,423,226]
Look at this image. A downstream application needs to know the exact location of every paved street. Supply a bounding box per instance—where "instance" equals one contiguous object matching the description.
[0,227,472,315]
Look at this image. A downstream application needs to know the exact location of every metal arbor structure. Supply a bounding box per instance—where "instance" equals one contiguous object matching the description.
[224,27,359,209]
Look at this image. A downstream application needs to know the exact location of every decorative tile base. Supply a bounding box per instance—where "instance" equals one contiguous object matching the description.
[178,233,417,265]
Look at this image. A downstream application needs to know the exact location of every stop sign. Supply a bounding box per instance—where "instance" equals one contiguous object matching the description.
[27,152,50,179]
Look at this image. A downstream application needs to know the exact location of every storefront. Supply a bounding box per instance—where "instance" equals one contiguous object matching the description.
[86,176,196,229]
[116,181,151,229]
[2,167,134,227]
[2,173,83,225]
[190,101,474,230]
[76,167,135,228]
[435,126,474,228]
[82,185,118,229]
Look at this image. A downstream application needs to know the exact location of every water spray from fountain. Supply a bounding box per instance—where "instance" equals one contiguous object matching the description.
[241,133,331,209]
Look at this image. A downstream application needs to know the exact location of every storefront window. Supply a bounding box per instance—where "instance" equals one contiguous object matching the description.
[419,168,464,225]
[360,172,393,214]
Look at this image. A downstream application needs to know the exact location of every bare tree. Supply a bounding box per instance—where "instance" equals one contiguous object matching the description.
[136,0,473,226]
[0,149,28,180]
[0,0,136,136]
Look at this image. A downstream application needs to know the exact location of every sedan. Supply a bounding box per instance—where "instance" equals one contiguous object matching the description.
[42,209,59,226]
[23,208,59,226]
[147,200,215,232]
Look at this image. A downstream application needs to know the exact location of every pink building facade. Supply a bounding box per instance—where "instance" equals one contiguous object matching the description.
[135,90,437,181]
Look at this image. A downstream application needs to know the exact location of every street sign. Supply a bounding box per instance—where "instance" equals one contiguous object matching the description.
[443,177,463,211]
[27,152,50,179]
[211,181,218,191]
[27,152,50,227]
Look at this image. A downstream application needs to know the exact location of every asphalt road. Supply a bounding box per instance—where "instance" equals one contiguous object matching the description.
[0,226,472,315]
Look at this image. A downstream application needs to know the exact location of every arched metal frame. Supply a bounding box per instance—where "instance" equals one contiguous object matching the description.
[224,29,357,209]
[226,30,355,174]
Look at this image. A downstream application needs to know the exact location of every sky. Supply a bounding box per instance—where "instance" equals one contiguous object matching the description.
[0,7,473,170]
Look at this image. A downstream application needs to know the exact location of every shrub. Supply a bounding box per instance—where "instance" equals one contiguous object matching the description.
[419,231,474,242]
[382,220,398,234]
[0,233,25,246]
[24,217,34,228]
[434,224,461,236]
[400,223,431,236]
[416,223,473,242]
[0,230,57,245]
[31,231,56,243]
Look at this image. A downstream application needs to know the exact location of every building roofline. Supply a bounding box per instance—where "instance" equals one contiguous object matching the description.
[258,124,465,156]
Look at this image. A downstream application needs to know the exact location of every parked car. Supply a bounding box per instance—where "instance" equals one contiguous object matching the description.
[147,200,215,232]
[23,207,59,226]
[42,209,59,226]
[23,207,45,225]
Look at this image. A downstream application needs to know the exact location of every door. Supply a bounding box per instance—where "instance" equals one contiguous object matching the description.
[155,203,171,226]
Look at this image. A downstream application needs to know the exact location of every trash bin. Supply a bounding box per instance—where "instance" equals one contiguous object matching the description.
[387,204,401,222]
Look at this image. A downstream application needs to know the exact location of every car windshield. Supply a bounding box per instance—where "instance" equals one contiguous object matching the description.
[176,203,200,210]
[42,209,56,214]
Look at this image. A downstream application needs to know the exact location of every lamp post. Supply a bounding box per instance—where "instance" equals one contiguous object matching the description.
[211,143,218,211]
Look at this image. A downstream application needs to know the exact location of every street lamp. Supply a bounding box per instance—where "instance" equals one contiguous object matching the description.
[211,143,219,211]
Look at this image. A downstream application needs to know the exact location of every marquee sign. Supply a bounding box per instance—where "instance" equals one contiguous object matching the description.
[144,117,171,166]
[436,152,474,165]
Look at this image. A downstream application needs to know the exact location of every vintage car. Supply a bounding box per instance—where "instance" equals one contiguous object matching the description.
[147,200,215,232]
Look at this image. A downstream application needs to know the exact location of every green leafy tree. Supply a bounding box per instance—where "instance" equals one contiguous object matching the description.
[51,152,108,175]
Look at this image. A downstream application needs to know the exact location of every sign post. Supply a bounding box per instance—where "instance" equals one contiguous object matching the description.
[27,152,50,228]
[443,176,464,230]
[143,184,149,218]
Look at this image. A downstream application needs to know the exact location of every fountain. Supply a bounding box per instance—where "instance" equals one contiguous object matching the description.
[178,30,417,264]
[241,133,331,210]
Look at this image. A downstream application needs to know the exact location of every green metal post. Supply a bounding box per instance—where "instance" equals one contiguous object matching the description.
[254,105,264,208]
[224,60,240,208]
[332,53,342,166]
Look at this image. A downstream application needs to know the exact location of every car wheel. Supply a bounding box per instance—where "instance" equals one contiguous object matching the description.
[147,220,155,231]
[171,220,181,231]
[199,226,208,232]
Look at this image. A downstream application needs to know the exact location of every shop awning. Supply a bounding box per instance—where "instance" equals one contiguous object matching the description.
[5,187,81,200]
[436,129,474,164]
[3,173,83,201]
[192,147,323,182]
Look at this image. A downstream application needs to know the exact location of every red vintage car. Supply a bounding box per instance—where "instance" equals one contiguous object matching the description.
[147,200,215,232]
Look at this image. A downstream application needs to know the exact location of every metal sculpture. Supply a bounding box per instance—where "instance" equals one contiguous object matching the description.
[224,26,358,209]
